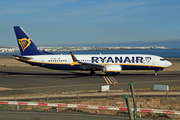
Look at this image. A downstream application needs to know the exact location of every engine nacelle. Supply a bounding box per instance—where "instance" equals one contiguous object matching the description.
[103,65,122,74]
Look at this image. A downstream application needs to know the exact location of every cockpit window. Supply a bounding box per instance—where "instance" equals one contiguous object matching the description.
[160,59,165,61]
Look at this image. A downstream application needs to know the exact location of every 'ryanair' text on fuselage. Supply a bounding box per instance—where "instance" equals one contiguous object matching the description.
[91,56,147,63]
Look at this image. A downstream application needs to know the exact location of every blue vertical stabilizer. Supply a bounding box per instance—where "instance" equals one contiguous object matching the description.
[14,26,53,56]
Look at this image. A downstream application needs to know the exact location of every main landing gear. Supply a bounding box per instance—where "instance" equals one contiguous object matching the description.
[90,70,96,76]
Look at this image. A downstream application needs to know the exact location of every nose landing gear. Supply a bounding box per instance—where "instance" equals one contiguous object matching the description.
[154,69,164,75]
[154,71,157,76]
[154,70,158,75]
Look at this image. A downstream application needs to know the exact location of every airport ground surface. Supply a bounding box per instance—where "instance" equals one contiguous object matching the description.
[0,58,180,96]
[0,110,127,120]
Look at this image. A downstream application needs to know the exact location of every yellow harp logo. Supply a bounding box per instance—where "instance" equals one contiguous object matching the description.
[17,38,31,51]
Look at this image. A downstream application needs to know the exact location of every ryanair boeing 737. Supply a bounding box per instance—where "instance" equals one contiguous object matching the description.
[13,26,172,75]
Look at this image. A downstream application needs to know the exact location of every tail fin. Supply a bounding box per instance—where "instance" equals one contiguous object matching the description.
[13,26,52,56]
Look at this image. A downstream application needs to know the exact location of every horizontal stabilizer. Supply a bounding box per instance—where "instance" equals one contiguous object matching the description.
[11,55,32,60]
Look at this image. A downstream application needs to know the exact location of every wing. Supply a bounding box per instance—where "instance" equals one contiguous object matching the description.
[70,52,104,70]
[80,62,104,70]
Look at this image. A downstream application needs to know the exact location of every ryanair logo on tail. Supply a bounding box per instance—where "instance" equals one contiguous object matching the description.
[18,38,31,51]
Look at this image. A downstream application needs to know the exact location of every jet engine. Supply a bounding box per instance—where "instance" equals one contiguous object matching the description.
[103,65,122,74]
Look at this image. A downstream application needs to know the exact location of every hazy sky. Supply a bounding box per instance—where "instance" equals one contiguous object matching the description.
[1,0,180,46]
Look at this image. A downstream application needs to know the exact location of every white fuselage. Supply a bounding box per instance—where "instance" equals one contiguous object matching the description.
[19,54,172,72]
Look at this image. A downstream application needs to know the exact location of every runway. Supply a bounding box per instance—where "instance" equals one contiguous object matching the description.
[0,66,180,96]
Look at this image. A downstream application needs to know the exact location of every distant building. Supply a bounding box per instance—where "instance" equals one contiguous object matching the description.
[153,43,157,49]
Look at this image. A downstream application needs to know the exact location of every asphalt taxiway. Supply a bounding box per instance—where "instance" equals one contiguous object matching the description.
[0,110,128,120]
[0,66,180,96]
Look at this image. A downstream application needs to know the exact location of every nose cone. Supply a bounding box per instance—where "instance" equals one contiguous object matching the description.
[166,61,172,67]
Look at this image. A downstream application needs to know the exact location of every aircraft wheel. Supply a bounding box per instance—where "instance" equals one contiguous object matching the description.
[154,70,158,75]
[90,71,96,76]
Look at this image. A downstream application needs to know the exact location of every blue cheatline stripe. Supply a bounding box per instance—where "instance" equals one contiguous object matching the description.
[20,60,164,71]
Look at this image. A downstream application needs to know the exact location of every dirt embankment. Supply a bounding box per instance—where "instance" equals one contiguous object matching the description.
[59,97,179,119]
[0,58,31,67]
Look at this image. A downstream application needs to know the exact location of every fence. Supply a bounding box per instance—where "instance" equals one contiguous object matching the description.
[0,100,180,120]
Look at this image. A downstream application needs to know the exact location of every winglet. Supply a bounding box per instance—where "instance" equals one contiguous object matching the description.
[70,52,80,66]
[70,52,78,62]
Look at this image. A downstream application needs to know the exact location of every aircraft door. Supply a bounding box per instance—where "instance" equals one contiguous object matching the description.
[152,58,156,65]
[42,57,45,66]
[69,58,72,63]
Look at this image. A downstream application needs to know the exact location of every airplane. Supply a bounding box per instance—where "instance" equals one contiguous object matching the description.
[13,26,172,75]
